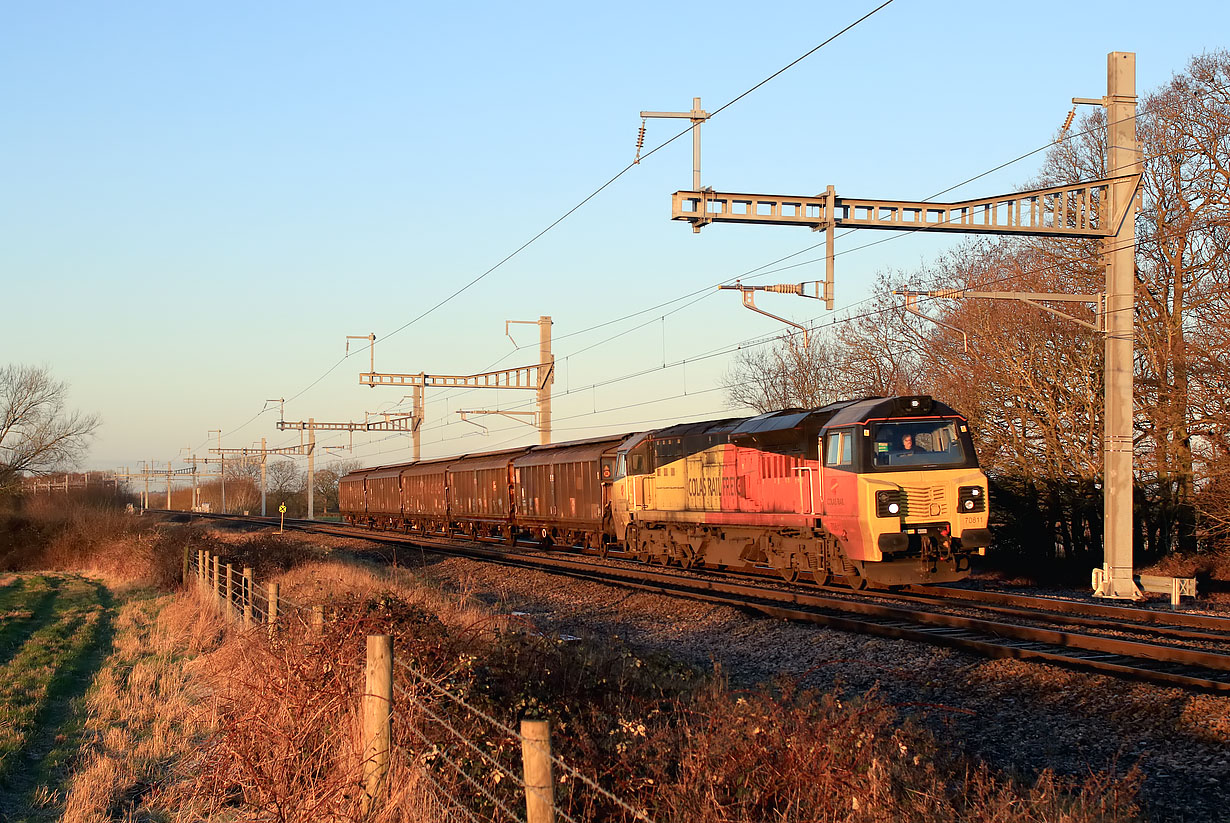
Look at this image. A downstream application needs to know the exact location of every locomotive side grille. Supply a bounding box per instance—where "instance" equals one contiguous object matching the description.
[900,485,947,517]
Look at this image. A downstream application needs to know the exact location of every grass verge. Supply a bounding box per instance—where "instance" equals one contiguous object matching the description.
[177,554,1143,822]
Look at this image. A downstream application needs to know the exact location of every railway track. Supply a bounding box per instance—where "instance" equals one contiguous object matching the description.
[185,511,1230,693]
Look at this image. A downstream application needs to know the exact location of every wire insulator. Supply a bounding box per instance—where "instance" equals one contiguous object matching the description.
[764,283,805,295]
[1060,108,1076,135]
[634,120,646,164]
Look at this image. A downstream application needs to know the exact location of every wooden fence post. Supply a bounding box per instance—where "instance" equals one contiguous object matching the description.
[362,634,393,815]
[312,605,324,634]
[201,551,210,595]
[521,719,556,823]
[225,563,235,623]
[243,567,254,626]
[196,550,203,592]
[267,582,279,638]
[212,554,221,607]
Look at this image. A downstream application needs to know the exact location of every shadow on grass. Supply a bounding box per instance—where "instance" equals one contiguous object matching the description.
[0,576,117,821]
[0,576,62,671]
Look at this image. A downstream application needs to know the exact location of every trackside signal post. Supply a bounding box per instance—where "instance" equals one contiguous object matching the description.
[661,52,1142,599]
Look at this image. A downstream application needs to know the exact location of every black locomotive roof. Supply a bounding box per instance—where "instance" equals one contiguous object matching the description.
[647,416,744,440]
[730,405,853,436]
[823,395,964,427]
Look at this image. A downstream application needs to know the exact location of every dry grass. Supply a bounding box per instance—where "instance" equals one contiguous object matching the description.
[0,498,188,588]
[60,593,223,822]
[0,502,1145,821]
[164,555,1141,823]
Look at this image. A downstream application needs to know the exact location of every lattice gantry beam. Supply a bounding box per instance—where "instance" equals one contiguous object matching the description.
[211,444,315,457]
[360,363,552,391]
[671,175,1138,238]
[277,416,418,433]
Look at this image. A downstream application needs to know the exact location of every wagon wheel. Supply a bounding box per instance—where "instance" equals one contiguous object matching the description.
[811,567,831,587]
[777,566,800,584]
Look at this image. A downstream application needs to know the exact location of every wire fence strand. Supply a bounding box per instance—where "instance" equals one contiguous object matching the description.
[395,657,653,822]
[187,555,649,822]
[402,723,528,823]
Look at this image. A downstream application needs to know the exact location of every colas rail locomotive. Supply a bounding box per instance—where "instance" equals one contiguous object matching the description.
[340,395,991,589]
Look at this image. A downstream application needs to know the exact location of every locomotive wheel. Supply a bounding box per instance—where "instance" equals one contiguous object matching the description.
[777,566,800,584]
[811,568,831,587]
[845,572,868,591]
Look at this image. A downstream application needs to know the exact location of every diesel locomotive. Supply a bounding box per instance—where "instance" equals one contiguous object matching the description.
[339,395,991,588]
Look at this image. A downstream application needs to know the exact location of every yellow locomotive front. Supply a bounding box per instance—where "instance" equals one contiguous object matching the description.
[818,396,991,586]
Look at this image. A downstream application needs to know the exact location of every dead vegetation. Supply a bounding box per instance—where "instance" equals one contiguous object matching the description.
[0,504,1146,821]
[172,553,1143,823]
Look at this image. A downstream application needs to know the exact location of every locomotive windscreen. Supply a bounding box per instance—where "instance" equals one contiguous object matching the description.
[869,419,972,469]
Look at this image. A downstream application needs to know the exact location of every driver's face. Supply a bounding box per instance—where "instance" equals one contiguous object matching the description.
[902,434,913,449]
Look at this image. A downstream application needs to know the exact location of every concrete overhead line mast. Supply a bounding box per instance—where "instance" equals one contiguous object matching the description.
[276,412,417,520]
[180,449,223,512]
[144,462,199,511]
[116,462,156,510]
[352,316,555,449]
[649,52,1143,599]
[210,436,315,517]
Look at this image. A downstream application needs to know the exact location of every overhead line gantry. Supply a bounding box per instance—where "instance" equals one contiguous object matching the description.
[275,413,418,520]
[650,52,1143,599]
[353,316,555,449]
[210,438,315,517]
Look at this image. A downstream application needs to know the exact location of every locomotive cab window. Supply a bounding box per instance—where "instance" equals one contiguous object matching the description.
[626,440,652,475]
[824,430,853,468]
[870,419,974,470]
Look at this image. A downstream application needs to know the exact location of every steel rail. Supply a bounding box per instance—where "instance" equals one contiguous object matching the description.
[908,584,1230,634]
[268,514,1230,645]
[183,512,1230,692]
[845,587,1230,645]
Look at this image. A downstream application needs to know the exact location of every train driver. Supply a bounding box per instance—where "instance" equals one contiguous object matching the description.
[898,433,924,453]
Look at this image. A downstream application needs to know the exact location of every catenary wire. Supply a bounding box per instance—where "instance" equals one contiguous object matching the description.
[168,71,1230,468]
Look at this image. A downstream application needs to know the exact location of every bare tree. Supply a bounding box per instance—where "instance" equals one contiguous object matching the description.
[222,458,261,513]
[313,458,364,514]
[266,458,303,500]
[0,365,100,493]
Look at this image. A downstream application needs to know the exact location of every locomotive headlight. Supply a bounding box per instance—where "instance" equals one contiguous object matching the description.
[876,489,904,517]
[958,486,986,513]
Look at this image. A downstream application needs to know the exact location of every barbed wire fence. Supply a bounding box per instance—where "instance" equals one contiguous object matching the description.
[184,548,654,822]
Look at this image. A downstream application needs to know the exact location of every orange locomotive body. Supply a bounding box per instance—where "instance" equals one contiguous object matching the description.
[339,395,991,588]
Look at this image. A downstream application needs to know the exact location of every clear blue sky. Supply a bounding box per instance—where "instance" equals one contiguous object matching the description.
[2,1,1225,476]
